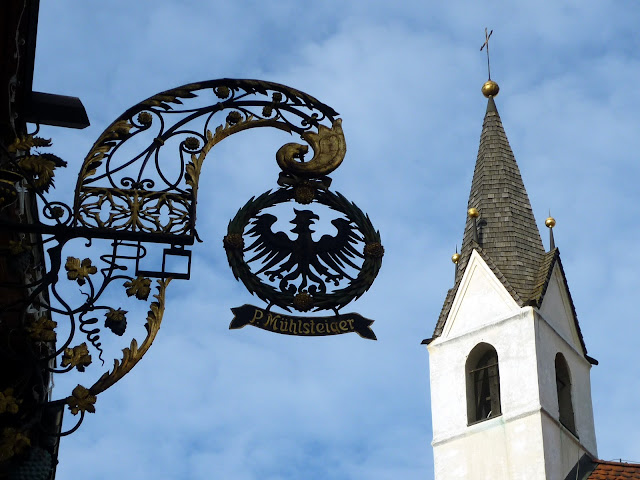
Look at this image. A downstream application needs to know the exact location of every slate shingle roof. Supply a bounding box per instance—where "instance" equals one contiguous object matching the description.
[431,97,592,361]
[464,98,546,292]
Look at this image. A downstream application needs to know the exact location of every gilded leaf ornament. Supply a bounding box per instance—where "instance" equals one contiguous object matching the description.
[8,239,31,255]
[64,257,97,285]
[3,135,66,196]
[79,119,133,181]
[66,385,97,415]
[25,316,57,343]
[17,153,67,192]
[0,428,31,462]
[0,389,20,415]
[61,343,92,372]
[214,85,230,98]
[124,276,151,300]
[7,135,52,153]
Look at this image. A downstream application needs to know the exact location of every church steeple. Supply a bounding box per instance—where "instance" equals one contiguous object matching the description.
[425,76,598,480]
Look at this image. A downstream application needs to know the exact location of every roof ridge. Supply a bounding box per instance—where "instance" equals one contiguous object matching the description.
[594,459,640,467]
[529,249,559,307]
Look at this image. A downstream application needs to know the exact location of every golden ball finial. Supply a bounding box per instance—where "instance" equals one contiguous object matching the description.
[481,80,500,97]
[545,217,556,228]
[468,207,479,218]
[451,252,461,264]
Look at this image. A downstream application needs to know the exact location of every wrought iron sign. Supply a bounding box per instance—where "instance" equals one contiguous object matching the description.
[0,79,383,456]
[225,161,383,339]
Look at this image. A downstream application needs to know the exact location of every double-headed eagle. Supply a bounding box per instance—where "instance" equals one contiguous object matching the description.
[244,209,364,295]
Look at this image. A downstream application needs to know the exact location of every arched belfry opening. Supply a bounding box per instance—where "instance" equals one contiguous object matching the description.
[555,353,577,435]
[466,343,501,424]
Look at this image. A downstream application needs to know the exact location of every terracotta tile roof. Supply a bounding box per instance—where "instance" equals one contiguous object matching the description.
[567,456,640,479]
[588,460,640,479]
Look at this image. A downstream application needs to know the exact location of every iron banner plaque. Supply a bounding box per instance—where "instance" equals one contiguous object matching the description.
[230,305,376,340]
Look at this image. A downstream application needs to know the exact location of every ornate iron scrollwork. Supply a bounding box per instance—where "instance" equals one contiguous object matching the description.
[74,79,344,242]
[0,78,383,462]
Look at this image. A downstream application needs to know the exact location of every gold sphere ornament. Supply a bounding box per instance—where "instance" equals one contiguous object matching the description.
[481,80,500,98]
[293,183,315,204]
[468,207,479,218]
[545,217,556,228]
[364,242,385,259]
[293,292,313,312]
[223,233,244,250]
[451,252,461,264]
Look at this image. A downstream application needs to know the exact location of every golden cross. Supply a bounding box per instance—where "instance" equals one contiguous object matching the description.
[480,28,493,80]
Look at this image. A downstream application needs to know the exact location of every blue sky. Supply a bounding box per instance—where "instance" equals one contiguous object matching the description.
[32,1,640,478]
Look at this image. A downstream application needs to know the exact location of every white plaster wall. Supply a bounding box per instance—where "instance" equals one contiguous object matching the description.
[429,309,540,442]
[540,412,590,479]
[432,414,548,480]
[538,265,584,353]
[429,308,551,479]
[534,310,598,458]
[444,250,519,339]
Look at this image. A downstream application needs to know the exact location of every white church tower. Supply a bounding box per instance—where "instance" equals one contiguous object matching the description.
[424,79,598,480]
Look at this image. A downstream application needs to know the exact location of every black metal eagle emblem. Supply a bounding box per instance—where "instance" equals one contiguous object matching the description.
[224,183,383,339]
[246,209,363,294]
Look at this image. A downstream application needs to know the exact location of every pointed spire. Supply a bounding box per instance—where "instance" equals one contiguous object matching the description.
[458,90,545,301]
[433,86,548,337]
